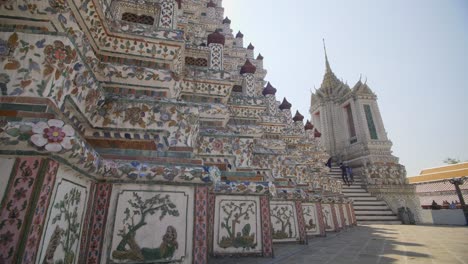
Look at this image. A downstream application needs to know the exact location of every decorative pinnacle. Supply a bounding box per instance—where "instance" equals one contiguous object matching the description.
[323,38,331,73]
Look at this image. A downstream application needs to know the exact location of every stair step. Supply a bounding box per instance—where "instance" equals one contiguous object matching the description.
[354,211,395,215]
[356,215,399,220]
[342,189,367,193]
[353,201,388,206]
[358,220,402,225]
[342,185,363,189]
[354,205,391,210]
[349,197,378,201]
[344,193,372,197]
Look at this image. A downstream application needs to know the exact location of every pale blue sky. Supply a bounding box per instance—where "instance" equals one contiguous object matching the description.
[223,0,468,176]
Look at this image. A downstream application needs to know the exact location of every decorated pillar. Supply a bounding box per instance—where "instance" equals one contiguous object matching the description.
[21,159,59,264]
[330,203,339,232]
[206,0,217,20]
[207,29,225,71]
[207,192,216,255]
[82,183,113,264]
[235,31,244,48]
[294,201,308,245]
[315,202,326,236]
[0,158,61,263]
[240,59,257,96]
[159,0,177,29]
[260,196,273,257]
[193,186,209,264]
[262,82,278,115]
[279,98,293,125]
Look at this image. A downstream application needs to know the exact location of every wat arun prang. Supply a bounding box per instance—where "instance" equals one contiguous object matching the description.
[0,0,420,263]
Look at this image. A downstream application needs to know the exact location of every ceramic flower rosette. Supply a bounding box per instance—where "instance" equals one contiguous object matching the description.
[30,119,75,152]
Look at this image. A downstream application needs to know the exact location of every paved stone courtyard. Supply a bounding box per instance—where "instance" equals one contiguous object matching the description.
[210,225,468,264]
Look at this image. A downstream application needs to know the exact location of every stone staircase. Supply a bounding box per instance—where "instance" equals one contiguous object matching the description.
[328,166,402,225]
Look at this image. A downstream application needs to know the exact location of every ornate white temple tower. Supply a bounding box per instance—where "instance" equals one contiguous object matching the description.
[309,44,398,169]
[309,43,424,224]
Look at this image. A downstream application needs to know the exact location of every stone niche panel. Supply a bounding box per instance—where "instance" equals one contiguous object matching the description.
[213,195,262,255]
[301,203,320,236]
[105,184,194,264]
[270,201,300,243]
[321,203,335,232]
[36,165,91,264]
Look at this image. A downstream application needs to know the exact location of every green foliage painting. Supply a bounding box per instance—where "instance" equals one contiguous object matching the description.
[42,187,82,264]
[112,192,180,262]
[218,201,257,249]
[271,205,295,239]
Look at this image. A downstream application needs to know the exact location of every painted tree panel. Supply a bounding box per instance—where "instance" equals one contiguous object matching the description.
[213,195,262,254]
[270,201,299,243]
[36,166,91,264]
[107,185,194,263]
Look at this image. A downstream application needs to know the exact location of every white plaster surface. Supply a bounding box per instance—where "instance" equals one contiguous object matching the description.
[0,157,15,203]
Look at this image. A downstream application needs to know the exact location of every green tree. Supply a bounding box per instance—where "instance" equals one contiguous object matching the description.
[51,188,82,264]
[443,158,460,164]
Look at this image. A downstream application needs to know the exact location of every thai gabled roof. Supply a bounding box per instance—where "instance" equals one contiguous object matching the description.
[352,78,376,97]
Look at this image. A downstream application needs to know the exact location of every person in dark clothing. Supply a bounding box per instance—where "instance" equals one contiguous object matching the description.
[325,157,332,169]
[339,162,349,186]
[347,166,354,183]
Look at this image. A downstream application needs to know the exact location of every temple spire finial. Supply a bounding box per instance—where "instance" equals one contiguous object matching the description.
[323,38,331,73]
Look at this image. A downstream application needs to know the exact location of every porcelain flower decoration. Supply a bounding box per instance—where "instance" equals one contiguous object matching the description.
[31,119,74,152]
